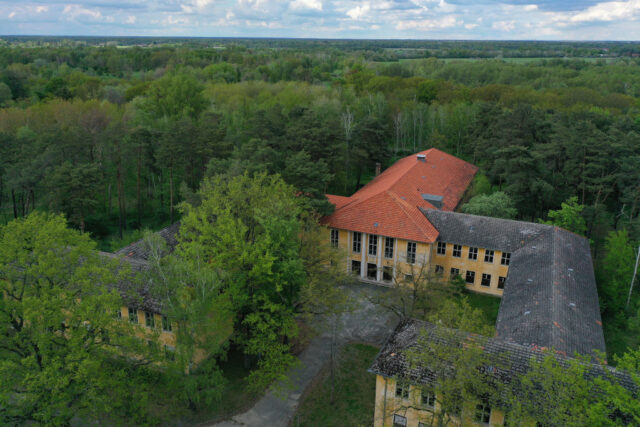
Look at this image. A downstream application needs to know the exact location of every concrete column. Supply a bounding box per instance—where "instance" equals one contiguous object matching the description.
[393,237,398,280]
[376,235,382,281]
[361,233,366,278]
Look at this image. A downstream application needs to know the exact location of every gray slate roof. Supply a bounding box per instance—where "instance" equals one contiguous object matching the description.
[422,209,606,358]
[369,319,635,397]
[102,222,181,313]
[423,209,550,253]
[100,251,162,313]
[497,228,605,357]
[115,222,180,260]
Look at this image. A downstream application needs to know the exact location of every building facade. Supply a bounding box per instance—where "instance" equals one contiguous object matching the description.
[323,148,478,288]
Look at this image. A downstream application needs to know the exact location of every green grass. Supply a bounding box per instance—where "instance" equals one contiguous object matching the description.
[464,291,502,327]
[292,343,379,427]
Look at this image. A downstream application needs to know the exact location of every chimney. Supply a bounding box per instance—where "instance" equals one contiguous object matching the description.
[375,162,381,176]
[417,154,426,162]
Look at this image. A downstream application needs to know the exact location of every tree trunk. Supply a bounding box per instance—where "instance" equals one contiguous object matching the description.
[107,183,112,217]
[116,150,126,239]
[137,145,142,226]
[11,189,17,219]
[169,165,174,224]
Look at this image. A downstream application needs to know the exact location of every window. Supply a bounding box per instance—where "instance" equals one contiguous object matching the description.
[351,260,361,275]
[466,270,476,284]
[407,242,417,264]
[128,307,138,324]
[393,414,407,427]
[498,276,506,290]
[384,237,394,259]
[419,423,427,427]
[164,344,176,361]
[484,249,495,263]
[450,267,460,278]
[383,266,393,282]
[162,316,172,332]
[474,403,491,425]
[436,241,446,255]
[468,247,478,260]
[116,309,122,319]
[353,232,362,253]
[452,244,462,258]
[481,273,492,287]
[421,389,436,409]
[435,265,444,275]
[145,311,155,328]
[395,382,409,400]
[367,263,377,280]
[369,235,378,256]
[330,229,339,248]
[501,252,511,266]
[404,273,413,283]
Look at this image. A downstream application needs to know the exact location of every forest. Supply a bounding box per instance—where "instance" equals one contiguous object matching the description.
[0,38,639,422]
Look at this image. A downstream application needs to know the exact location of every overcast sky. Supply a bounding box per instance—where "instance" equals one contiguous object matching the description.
[1,0,639,40]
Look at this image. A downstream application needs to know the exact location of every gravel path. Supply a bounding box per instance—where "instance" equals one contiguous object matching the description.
[207,282,398,427]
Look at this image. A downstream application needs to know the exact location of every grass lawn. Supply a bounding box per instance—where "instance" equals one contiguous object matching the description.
[292,343,379,427]
[464,291,502,328]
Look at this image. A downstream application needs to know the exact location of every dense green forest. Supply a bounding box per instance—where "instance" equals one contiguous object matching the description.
[1,38,639,360]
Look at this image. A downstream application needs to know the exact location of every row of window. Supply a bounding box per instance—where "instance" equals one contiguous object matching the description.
[436,266,506,289]
[339,230,418,264]
[350,260,394,282]
[436,242,510,266]
[120,307,173,332]
[392,406,491,427]
[393,383,493,426]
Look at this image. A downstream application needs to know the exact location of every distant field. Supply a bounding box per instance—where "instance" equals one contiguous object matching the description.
[374,56,619,65]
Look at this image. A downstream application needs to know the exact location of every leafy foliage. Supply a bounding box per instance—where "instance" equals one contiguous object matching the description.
[0,212,156,424]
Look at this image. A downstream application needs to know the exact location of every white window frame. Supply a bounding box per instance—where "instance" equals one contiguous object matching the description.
[452,244,462,258]
[421,389,436,409]
[384,237,394,259]
[162,315,172,332]
[481,273,492,287]
[466,270,476,284]
[468,247,478,260]
[369,235,378,256]
[407,241,417,264]
[395,382,409,400]
[436,241,446,255]
[484,249,495,263]
[128,307,138,324]
[353,232,362,253]
[330,229,339,248]
[474,403,491,425]
[501,252,511,266]
[145,311,155,328]
[393,414,407,427]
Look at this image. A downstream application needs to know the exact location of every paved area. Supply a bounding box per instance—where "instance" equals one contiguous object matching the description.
[208,282,398,427]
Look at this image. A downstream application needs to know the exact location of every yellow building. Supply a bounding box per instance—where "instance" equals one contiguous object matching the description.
[324,148,478,289]
[369,212,609,426]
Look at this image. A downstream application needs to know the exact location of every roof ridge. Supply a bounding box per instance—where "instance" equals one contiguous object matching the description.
[551,227,560,352]
[387,190,438,241]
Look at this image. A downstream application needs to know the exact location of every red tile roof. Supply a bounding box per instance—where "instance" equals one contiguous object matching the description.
[323,148,477,243]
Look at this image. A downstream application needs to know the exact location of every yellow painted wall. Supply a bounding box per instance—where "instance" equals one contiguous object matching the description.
[120,306,176,349]
[330,228,431,284]
[373,375,507,427]
[431,243,510,297]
